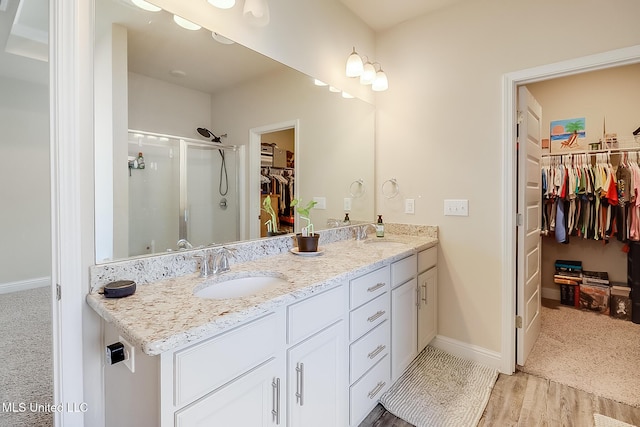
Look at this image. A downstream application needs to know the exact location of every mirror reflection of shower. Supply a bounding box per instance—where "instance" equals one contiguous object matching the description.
[196,127,229,196]
[126,130,239,257]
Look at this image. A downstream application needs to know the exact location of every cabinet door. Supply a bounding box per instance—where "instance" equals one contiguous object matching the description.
[418,267,437,353]
[391,278,417,382]
[175,358,285,427]
[288,321,346,427]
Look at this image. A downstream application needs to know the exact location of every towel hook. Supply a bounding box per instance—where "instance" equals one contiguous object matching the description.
[382,178,400,199]
[349,179,366,198]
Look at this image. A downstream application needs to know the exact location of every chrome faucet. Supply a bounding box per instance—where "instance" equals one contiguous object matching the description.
[354,224,376,240]
[194,253,212,278]
[212,247,236,274]
[177,238,193,250]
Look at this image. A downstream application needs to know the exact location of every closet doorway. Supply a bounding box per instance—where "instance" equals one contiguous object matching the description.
[504,45,640,374]
[248,120,300,240]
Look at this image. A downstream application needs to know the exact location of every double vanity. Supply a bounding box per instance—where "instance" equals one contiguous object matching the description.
[87,224,438,427]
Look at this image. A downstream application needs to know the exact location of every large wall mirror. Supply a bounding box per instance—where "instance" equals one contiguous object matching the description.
[94,0,375,264]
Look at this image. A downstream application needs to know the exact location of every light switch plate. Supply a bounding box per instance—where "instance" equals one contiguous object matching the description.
[444,199,469,216]
[313,197,326,210]
[344,197,352,211]
[405,198,415,214]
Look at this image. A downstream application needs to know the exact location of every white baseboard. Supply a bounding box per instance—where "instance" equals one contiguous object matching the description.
[430,335,504,372]
[542,286,560,301]
[0,277,50,294]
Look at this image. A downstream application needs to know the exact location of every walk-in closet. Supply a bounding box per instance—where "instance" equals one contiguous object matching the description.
[516,63,640,408]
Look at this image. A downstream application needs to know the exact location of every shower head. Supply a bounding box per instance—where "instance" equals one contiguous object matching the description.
[197,127,227,143]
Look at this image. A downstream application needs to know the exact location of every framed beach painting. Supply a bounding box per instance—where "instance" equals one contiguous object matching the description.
[550,117,586,153]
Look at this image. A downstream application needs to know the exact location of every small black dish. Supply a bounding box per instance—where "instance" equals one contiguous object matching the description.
[103,280,136,298]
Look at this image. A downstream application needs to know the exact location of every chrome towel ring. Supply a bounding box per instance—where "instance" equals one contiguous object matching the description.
[349,179,366,198]
[382,178,399,199]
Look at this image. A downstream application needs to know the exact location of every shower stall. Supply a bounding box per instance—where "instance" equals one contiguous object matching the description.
[127,129,239,257]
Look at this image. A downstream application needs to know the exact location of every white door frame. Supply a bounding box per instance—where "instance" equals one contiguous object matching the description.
[501,44,640,374]
[247,120,300,240]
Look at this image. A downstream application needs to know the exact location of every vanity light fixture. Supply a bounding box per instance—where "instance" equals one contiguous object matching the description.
[208,0,236,9]
[243,0,270,27]
[173,15,201,31]
[360,60,376,85]
[131,0,161,12]
[372,65,389,92]
[345,47,363,77]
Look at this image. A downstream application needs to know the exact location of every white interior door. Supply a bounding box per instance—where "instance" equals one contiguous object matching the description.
[516,86,543,366]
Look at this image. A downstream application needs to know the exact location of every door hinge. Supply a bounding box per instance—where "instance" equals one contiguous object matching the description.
[56,283,62,301]
[516,213,523,227]
[515,315,523,328]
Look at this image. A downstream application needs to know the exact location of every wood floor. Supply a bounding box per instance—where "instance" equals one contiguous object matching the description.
[360,370,640,427]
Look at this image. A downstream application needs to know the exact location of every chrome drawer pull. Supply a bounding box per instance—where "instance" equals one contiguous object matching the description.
[271,378,281,425]
[367,310,386,323]
[367,344,386,360]
[422,282,428,304]
[295,363,305,406]
[368,381,386,399]
[367,282,386,293]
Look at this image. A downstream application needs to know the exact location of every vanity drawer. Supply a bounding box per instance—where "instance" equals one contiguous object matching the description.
[418,246,437,273]
[349,355,390,426]
[174,312,281,408]
[349,320,390,383]
[287,284,344,345]
[350,265,390,309]
[391,254,417,288]
[350,292,389,341]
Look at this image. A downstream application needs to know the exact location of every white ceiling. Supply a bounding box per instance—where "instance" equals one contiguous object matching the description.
[338,0,468,31]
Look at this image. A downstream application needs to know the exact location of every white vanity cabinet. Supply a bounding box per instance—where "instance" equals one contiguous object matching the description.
[347,265,391,426]
[390,254,418,382]
[417,246,438,352]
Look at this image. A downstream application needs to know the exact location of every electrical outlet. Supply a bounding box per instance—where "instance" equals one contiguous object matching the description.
[444,199,469,216]
[119,336,135,373]
[405,198,415,214]
[344,197,352,211]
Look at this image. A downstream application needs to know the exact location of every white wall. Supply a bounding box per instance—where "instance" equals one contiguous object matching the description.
[375,0,640,353]
[527,64,640,294]
[0,76,50,289]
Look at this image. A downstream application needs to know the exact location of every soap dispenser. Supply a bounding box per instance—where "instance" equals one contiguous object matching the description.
[136,152,145,169]
[343,213,351,225]
[376,215,384,237]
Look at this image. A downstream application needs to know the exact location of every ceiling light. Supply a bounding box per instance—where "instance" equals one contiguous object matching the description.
[314,79,328,86]
[360,61,376,85]
[212,32,235,44]
[208,0,236,9]
[243,0,270,27]
[345,47,363,77]
[372,68,389,92]
[131,0,161,12]
[173,15,201,31]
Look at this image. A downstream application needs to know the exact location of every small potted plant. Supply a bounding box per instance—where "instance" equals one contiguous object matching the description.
[291,197,319,252]
[262,195,286,236]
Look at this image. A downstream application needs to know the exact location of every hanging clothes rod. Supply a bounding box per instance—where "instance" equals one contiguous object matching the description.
[541,146,640,157]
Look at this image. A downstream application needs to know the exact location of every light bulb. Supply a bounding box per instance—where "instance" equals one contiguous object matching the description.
[173,15,201,31]
[131,0,161,12]
[208,0,235,9]
[360,62,376,85]
[345,48,363,77]
[372,69,389,91]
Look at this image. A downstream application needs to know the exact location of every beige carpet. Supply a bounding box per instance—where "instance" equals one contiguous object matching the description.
[380,346,498,427]
[519,301,640,408]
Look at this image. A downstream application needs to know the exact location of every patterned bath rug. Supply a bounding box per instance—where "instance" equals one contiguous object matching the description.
[594,414,637,427]
[380,346,498,427]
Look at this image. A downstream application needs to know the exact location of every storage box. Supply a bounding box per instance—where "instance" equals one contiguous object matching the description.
[579,283,610,315]
[610,284,632,321]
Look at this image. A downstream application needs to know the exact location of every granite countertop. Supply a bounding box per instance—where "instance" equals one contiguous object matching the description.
[86,234,437,356]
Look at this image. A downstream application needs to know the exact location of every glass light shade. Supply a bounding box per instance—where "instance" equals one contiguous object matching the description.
[360,62,376,85]
[208,0,235,9]
[173,15,201,31]
[329,86,340,93]
[372,69,389,91]
[313,79,328,86]
[341,92,354,99]
[212,32,235,45]
[131,0,161,12]
[243,0,270,27]
[345,49,363,77]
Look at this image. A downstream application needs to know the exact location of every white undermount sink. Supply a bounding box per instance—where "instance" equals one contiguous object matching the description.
[194,274,288,299]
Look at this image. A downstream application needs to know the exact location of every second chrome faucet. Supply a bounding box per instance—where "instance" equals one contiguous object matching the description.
[196,247,236,277]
